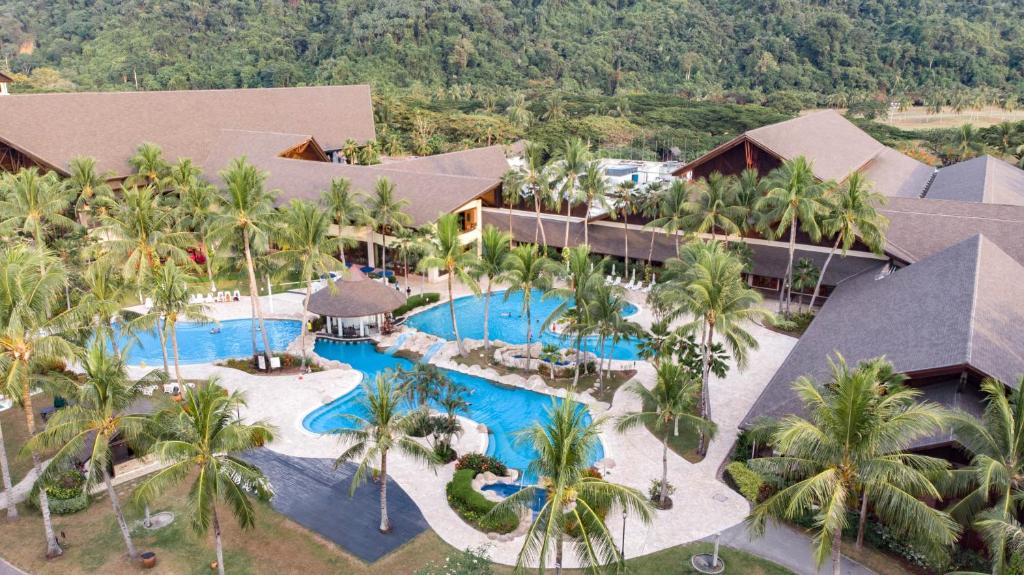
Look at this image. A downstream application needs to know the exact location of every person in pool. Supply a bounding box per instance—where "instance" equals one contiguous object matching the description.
[210,327,221,334]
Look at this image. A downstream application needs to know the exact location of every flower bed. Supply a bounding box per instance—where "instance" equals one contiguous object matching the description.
[445,469,518,534]
[394,292,440,317]
[46,470,88,515]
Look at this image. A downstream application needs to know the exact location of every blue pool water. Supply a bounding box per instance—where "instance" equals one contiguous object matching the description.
[304,340,604,484]
[406,289,644,360]
[116,319,302,365]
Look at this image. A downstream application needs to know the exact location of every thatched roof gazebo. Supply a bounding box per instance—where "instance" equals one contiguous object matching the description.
[308,271,406,339]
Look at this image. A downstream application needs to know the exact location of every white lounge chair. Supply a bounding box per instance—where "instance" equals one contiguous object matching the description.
[143,297,153,309]
[204,293,215,304]
[612,276,622,286]
[623,279,636,290]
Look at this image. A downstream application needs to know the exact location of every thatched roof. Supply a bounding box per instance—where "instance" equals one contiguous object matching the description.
[307,274,406,318]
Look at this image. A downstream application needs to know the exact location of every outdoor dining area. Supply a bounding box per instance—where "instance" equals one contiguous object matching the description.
[307,268,407,340]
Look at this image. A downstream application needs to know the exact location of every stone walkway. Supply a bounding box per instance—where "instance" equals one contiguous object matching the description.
[714,522,875,575]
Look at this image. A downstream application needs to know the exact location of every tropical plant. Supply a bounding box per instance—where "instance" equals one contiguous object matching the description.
[396,362,447,407]
[501,244,558,370]
[544,245,604,385]
[470,225,512,350]
[126,142,170,188]
[748,356,957,574]
[419,213,480,356]
[588,282,643,384]
[616,362,714,508]
[393,227,425,292]
[492,396,653,574]
[274,200,343,368]
[147,260,209,384]
[0,167,76,247]
[554,137,589,246]
[78,260,136,356]
[320,177,367,266]
[683,172,744,240]
[523,141,552,247]
[735,167,766,236]
[65,156,114,227]
[179,179,221,291]
[136,382,275,575]
[167,158,203,207]
[331,372,438,533]
[368,177,412,274]
[790,258,819,313]
[646,179,691,251]
[578,161,610,247]
[616,179,639,277]
[638,181,666,264]
[501,169,526,246]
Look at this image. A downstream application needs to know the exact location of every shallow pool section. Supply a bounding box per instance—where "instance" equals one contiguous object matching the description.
[406,289,644,360]
[305,340,603,483]
[116,319,302,365]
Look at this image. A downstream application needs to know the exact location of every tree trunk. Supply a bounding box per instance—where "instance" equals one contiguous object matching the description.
[584,199,592,246]
[156,317,170,376]
[103,467,137,559]
[572,336,583,387]
[22,389,61,557]
[381,232,388,274]
[300,278,313,368]
[597,335,606,387]
[170,320,183,387]
[483,279,492,350]
[448,273,465,356]
[648,228,656,265]
[379,451,391,533]
[782,217,797,316]
[697,322,715,457]
[564,194,572,247]
[203,238,216,292]
[831,526,842,575]
[809,236,841,309]
[243,233,273,368]
[508,206,515,248]
[623,212,630,278]
[212,504,226,575]
[555,533,564,575]
[856,487,869,549]
[0,421,17,520]
[660,433,670,508]
[525,304,533,371]
[249,293,258,358]
[534,194,548,248]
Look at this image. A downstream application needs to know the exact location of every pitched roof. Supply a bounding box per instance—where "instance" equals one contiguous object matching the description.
[0,85,376,176]
[859,147,936,198]
[881,197,1024,264]
[307,275,406,318]
[0,71,13,83]
[743,234,1024,426]
[380,145,509,179]
[923,155,1024,206]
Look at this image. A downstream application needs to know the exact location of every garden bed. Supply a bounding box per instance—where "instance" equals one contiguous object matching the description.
[217,353,323,375]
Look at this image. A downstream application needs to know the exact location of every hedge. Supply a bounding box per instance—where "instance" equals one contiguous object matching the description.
[446,469,518,534]
[394,292,440,317]
[455,453,508,476]
[48,490,88,515]
[726,461,764,502]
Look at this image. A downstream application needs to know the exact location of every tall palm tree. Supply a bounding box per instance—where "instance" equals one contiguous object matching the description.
[29,346,164,560]
[319,177,367,266]
[616,362,714,508]
[646,179,691,252]
[544,245,604,386]
[64,156,114,227]
[639,181,666,265]
[501,244,557,370]
[494,396,653,574]
[0,168,76,247]
[418,213,479,356]
[368,178,412,274]
[274,200,343,368]
[127,142,170,188]
[167,158,203,207]
[654,240,768,454]
[148,261,209,385]
[501,169,526,247]
[470,225,511,351]
[808,172,888,308]
[748,356,957,575]
[332,373,438,533]
[179,180,221,291]
[945,379,1024,575]
[136,382,275,575]
[523,142,551,248]
[211,158,277,368]
[578,161,610,247]
[78,261,136,356]
[393,227,425,292]
[0,245,79,557]
[555,138,590,246]
[735,167,766,238]
[757,156,827,315]
[588,283,643,384]
[683,172,744,240]
[790,258,819,313]
[616,180,639,277]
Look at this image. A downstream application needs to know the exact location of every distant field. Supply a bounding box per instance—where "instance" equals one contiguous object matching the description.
[880,106,1024,130]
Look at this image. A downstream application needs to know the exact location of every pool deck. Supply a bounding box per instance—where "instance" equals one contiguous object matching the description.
[125,287,798,569]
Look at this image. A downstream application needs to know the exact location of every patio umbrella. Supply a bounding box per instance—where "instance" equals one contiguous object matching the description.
[630,268,636,284]
[611,264,616,277]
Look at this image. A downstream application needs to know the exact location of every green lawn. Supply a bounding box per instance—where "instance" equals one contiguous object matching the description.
[547,542,795,575]
[1,397,55,486]
[641,396,703,463]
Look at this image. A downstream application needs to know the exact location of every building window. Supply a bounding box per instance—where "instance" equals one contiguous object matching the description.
[749,275,781,291]
[458,209,477,233]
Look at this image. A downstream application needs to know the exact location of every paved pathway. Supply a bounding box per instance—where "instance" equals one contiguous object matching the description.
[0,558,27,575]
[713,522,876,575]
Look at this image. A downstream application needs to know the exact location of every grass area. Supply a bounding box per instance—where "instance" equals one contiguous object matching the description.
[841,542,921,575]
[1,396,55,486]
[882,106,1024,130]
[547,541,795,575]
[641,397,703,464]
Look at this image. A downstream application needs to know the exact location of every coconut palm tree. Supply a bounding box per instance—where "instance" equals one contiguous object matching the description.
[735,168,766,237]
[29,345,164,560]
[179,180,221,291]
[544,245,604,386]
[639,181,666,264]
[493,396,653,574]
[506,93,533,130]
[808,172,888,308]
[136,381,274,575]
[588,283,643,384]
[555,138,590,246]
[0,245,79,557]
[578,161,610,247]
[757,156,827,315]
[127,142,170,188]
[319,177,367,266]
[167,158,203,207]
[953,123,984,161]
[64,156,114,227]
[501,244,558,370]
[501,169,526,246]
[523,142,552,247]
[683,172,744,240]
[393,227,426,292]
[418,213,479,356]
[654,240,768,454]
[748,356,957,575]
[78,261,136,356]
[470,225,511,351]
[368,177,412,274]
[274,200,343,368]
[148,260,209,385]
[211,157,277,368]
[616,180,639,277]
[646,179,691,252]
[341,139,360,164]
[944,379,1024,575]
[616,362,714,508]
[331,373,438,533]
[790,258,819,313]
[0,167,76,247]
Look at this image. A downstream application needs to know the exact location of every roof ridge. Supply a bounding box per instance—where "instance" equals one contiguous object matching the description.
[964,236,985,366]
[918,167,940,198]
[1,84,372,99]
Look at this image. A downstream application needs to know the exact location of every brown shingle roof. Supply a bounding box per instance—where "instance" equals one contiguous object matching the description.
[380,145,509,179]
[860,147,935,198]
[881,197,1024,264]
[924,155,1024,206]
[0,85,376,176]
[0,71,13,83]
[307,276,406,318]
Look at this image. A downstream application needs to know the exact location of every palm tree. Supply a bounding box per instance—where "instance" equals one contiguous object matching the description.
[501,244,557,370]
[29,346,164,560]
[523,142,551,248]
[953,123,984,161]
[683,172,744,240]
[588,283,643,384]
[179,180,221,291]
[790,258,819,313]
[748,356,957,575]
[393,227,425,292]
[127,142,170,188]
[639,181,666,264]
[735,168,766,237]
[211,157,276,368]
[493,396,653,574]
[501,169,526,247]
[944,379,1024,574]
[136,382,274,575]
[168,158,203,206]
[616,362,714,508]
[506,93,533,130]
[0,168,76,246]
[79,261,136,356]
[555,138,590,246]
[655,240,768,454]
[149,261,209,385]
[418,213,479,356]
[0,245,79,557]
[616,180,639,277]
[544,245,603,385]
[470,225,511,351]
[646,179,691,251]
[368,177,412,274]
[274,200,343,368]
[757,156,827,315]
[64,156,114,227]
[319,177,367,266]
[341,139,360,164]
[331,373,438,533]
[578,161,610,247]
[809,172,888,308]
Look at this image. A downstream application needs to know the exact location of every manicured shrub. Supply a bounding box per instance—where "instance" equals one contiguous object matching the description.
[455,453,508,476]
[394,292,441,316]
[445,469,518,533]
[415,545,495,575]
[725,461,764,502]
[45,470,88,515]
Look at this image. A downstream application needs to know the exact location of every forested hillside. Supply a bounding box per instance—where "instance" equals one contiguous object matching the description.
[3,0,1024,103]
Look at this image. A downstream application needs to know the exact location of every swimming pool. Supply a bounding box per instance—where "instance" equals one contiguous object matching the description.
[405,289,644,360]
[305,340,604,483]
[116,319,302,365]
